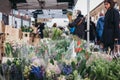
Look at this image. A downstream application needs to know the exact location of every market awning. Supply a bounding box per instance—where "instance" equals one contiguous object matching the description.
[17,0,78,9]
[0,0,78,14]
[0,0,11,14]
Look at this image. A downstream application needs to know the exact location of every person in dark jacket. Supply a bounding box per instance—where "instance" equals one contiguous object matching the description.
[52,23,57,28]
[84,17,96,42]
[102,0,119,52]
[96,13,104,44]
[37,22,45,39]
[69,10,85,39]
[118,19,120,45]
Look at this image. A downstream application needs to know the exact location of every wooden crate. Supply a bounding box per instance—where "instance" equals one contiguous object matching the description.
[5,25,22,42]
[0,45,4,61]
[22,32,32,43]
[31,26,37,34]
[0,21,5,33]
[0,34,5,44]
[0,34,5,61]
[0,33,5,44]
[11,27,22,40]
[33,37,40,46]
[5,25,14,41]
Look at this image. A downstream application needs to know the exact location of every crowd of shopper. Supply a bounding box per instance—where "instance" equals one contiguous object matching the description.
[68,0,120,55]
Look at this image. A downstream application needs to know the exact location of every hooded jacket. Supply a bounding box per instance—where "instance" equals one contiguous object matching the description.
[96,16,104,38]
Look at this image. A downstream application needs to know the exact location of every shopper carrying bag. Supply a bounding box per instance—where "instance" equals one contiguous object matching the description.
[69,10,85,39]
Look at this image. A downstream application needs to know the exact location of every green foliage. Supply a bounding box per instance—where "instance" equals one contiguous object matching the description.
[53,39,71,61]
[55,39,70,52]
[51,28,63,40]
[37,42,48,57]
[5,42,22,58]
[78,59,87,76]
[82,59,120,80]
[50,59,54,65]
[21,25,33,32]
[67,11,73,16]
[66,74,74,80]
[5,42,13,57]
[54,52,62,61]
[43,27,63,40]
[43,27,50,37]
[6,59,12,65]
[71,61,76,70]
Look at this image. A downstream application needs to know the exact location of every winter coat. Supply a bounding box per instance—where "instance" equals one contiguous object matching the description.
[102,8,119,49]
[118,13,120,44]
[69,14,85,39]
[37,23,45,38]
[96,16,104,40]
[84,21,96,42]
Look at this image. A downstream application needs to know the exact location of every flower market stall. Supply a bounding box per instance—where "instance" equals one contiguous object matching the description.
[0,1,120,79]
[0,26,119,80]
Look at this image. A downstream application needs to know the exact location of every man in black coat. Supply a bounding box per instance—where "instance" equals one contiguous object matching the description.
[118,17,120,45]
[37,22,45,39]
[102,0,119,52]
[84,17,96,42]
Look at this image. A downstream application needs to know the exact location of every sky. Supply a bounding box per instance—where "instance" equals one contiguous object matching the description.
[75,0,104,15]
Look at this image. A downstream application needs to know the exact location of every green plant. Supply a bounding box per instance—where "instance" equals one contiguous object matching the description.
[67,11,72,16]
[51,28,62,40]
[5,43,13,57]
[82,59,120,80]
[43,27,50,37]
[21,26,33,33]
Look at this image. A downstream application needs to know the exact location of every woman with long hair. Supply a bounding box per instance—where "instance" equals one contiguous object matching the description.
[102,0,119,53]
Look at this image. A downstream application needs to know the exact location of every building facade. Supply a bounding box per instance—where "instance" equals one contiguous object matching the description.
[0,10,31,28]
[90,0,120,23]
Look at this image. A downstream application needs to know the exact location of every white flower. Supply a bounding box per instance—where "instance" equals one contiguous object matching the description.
[58,75,66,80]
[31,57,46,67]
[46,60,61,74]
[46,70,52,77]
